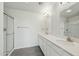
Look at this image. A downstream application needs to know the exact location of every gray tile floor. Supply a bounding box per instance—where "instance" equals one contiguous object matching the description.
[10,46,44,56]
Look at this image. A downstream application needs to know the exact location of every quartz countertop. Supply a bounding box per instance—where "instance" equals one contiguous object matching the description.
[39,32,79,56]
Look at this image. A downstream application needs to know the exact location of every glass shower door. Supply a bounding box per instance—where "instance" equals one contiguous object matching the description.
[7,15,14,55]
[4,13,14,56]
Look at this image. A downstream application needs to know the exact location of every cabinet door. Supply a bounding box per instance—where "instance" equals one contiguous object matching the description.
[40,39,44,52]
[38,35,44,52]
[38,36,43,51]
[43,39,47,56]
[51,44,71,56]
[45,39,58,56]
[38,35,47,55]
[46,45,59,56]
[38,35,41,47]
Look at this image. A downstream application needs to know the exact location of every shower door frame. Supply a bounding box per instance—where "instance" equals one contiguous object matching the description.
[4,13,14,56]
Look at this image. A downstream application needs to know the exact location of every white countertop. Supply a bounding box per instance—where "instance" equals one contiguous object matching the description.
[39,32,79,56]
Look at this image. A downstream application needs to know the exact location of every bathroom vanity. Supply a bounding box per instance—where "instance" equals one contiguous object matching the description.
[38,33,79,56]
[38,2,79,56]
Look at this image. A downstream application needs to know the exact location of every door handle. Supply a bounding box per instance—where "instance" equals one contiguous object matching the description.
[4,28,7,31]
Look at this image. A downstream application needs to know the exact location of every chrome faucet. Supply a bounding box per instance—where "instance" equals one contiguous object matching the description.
[67,36,73,42]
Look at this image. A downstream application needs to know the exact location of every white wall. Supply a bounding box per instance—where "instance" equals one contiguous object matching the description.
[0,2,3,55]
[4,8,42,49]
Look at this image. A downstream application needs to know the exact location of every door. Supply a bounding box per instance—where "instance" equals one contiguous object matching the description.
[3,14,7,56]
[4,13,14,55]
[6,16,14,55]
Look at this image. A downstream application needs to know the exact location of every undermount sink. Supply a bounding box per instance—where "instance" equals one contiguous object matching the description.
[57,39,79,47]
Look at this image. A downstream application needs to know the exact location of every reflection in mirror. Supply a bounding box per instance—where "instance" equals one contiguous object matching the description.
[61,2,79,42]
[68,15,79,38]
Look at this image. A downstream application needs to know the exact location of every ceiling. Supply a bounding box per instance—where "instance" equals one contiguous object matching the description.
[61,2,79,18]
[4,2,55,13]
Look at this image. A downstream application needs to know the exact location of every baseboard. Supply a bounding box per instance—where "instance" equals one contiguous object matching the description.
[8,48,14,56]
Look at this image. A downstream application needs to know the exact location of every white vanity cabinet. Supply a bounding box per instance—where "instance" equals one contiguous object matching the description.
[38,34,72,56]
[38,35,47,55]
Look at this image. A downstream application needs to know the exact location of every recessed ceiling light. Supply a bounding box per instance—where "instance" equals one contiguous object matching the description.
[25,2,29,4]
[38,2,43,5]
[66,9,72,13]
